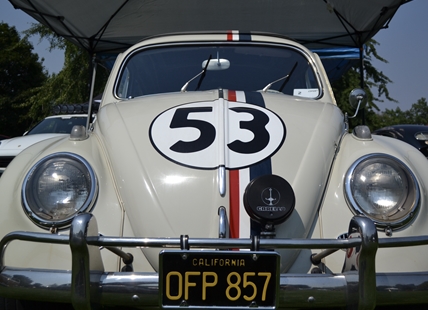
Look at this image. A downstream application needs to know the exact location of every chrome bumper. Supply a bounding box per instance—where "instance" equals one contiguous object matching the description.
[1,213,428,309]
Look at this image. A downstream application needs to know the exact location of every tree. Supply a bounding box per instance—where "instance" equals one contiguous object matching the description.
[408,97,428,125]
[0,23,47,136]
[22,24,109,124]
[331,39,397,131]
[367,97,428,129]
[371,107,411,128]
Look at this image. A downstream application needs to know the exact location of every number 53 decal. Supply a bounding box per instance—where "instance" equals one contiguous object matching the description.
[150,100,285,169]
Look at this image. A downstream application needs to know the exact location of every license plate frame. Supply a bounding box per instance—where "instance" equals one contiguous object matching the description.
[159,250,279,309]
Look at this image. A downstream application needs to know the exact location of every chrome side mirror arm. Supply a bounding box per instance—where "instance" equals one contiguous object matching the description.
[348,88,367,119]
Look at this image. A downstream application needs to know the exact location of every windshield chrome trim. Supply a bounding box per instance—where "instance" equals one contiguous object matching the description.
[113,39,324,100]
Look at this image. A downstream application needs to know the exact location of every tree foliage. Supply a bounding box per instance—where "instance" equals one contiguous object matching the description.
[373,98,428,128]
[0,23,47,136]
[331,39,398,131]
[408,97,428,125]
[22,24,109,124]
[332,40,428,131]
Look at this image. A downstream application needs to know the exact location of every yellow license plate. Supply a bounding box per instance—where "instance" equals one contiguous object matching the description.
[159,250,279,308]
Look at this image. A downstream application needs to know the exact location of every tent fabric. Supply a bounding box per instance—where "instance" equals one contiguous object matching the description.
[313,47,361,82]
[8,0,410,82]
[9,0,410,54]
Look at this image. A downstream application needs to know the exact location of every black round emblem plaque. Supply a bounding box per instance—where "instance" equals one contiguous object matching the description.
[243,174,295,225]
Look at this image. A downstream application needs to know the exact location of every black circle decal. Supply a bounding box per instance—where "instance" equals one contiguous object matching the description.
[243,174,295,225]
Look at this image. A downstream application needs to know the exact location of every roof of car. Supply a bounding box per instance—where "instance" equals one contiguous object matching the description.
[374,124,428,132]
[44,114,87,119]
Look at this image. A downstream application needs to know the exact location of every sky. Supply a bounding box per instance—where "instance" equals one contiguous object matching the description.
[1,0,427,112]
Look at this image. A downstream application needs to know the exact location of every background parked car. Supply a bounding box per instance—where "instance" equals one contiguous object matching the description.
[373,124,428,158]
[0,114,87,177]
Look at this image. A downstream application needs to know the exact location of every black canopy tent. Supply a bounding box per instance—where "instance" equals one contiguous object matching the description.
[8,0,412,115]
[8,0,411,53]
[8,0,411,77]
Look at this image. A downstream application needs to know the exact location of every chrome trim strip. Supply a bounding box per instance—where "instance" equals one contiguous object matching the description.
[218,165,226,196]
[113,40,324,100]
[218,94,227,197]
[218,206,229,238]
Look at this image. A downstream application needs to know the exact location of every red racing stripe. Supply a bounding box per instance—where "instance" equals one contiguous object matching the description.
[228,90,236,101]
[227,30,233,41]
[228,89,239,238]
[229,170,240,238]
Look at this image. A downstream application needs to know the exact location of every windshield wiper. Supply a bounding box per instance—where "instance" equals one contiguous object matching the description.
[262,62,298,92]
[181,54,212,92]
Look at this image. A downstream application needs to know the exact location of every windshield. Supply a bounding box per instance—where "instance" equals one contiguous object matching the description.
[27,117,87,135]
[116,43,321,99]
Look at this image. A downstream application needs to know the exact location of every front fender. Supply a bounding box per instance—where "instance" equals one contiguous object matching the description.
[0,134,132,271]
[320,131,428,273]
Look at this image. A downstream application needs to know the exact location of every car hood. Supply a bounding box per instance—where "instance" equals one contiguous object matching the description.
[96,90,344,270]
[0,133,67,156]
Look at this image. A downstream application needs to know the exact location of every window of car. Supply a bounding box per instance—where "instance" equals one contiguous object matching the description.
[415,132,428,141]
[26,117,88,135]
[116,43,321,99]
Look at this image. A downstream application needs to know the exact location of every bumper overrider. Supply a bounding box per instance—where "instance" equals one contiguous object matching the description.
[1,214,428,309]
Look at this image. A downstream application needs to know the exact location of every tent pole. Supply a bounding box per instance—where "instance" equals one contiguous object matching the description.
[359,45,365,125]
[86,54,97,132]
[359,47,364,89]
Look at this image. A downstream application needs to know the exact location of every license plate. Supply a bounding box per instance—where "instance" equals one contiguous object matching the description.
[159,250,279,309]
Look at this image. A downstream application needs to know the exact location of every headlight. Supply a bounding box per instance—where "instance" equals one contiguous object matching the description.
[22,152,98,230]
[344,154,419,230]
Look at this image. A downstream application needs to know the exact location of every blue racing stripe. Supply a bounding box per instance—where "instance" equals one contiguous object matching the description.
[244,91,272,235]
[243,91,272,179]
[244,91,264,107]
[239,33,252,41]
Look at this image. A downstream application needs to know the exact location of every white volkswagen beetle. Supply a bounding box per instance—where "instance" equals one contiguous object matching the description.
[1,32,428,309]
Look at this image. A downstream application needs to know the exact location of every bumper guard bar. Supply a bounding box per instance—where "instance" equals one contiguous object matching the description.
[1,213,428,309]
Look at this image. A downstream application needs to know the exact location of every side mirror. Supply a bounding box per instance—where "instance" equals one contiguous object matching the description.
[348,88,367,119]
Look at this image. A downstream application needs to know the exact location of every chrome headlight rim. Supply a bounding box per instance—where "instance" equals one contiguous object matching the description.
[344,153,420,230]
[22,152,98,230]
